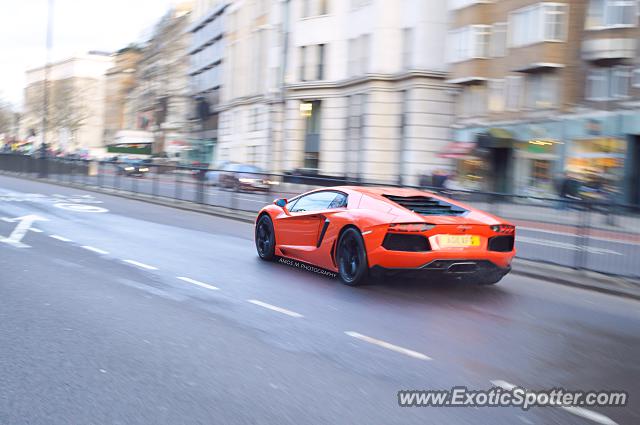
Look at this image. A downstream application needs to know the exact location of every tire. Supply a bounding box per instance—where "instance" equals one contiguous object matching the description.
[336,227,369,286]
[255,214,276,261]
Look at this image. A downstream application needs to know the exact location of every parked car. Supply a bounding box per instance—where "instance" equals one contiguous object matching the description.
[219,163,275,192]
[116,159,151,177]
[204,161,233,186]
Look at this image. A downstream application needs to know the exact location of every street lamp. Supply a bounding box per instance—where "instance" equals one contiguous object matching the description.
[39,0,54,177]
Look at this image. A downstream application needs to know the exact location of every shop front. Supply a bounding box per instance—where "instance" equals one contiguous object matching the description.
[452,122,563,196]
[563,114,638,203]
[452,112,640,201]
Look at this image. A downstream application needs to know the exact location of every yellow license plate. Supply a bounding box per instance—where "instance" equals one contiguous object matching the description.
[438,235,480,248]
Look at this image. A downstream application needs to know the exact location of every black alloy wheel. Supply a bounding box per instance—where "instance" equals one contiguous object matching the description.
[337,228,368,286]
[255,214,276,261]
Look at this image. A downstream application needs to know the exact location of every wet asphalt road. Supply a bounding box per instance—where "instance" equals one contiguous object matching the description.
[0,174,638,425]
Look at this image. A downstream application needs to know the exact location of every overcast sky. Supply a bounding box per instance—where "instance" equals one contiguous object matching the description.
[0,0,175,108]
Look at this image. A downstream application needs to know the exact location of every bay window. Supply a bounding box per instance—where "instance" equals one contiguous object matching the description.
[509,3,567,47]
[586,0,638,28]
[448,25,491,62]
[490,23,507,57]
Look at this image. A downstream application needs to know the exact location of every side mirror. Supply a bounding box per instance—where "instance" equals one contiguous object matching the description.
[274,198,287,208]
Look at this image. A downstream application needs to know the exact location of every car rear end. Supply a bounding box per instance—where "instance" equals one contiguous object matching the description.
[361,191,516,283]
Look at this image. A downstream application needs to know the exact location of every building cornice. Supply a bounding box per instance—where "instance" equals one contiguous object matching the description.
[286,70,449,92]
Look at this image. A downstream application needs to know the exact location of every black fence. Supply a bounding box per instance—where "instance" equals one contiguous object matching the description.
[1,153,639,279]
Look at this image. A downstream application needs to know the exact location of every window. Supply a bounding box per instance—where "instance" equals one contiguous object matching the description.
[348,35,370,76]
[250,107,260,131]
[348,38,357,75]
[448,25,490,62]
[505,76,524,110]
[509,3,567,47]
[299,44,325,81]
[449,0,493,10]
[303,0,329,17]
[545,4,568,40]
[288,191,347,212]
[488,79,505,112]
[586,0,606,27]
[586,0,637,28]
[586,66,632,99]
[633,68,640,87]
[319,0,329,14]
[360,34,371,74]
[299,46,307,81]
[490,23,507,57]
[402,28,413,69]
[317,44,326,80]
[612,66,631,97]
[586,69,609,100]
[526,73,559,109]
[459,85,487,117]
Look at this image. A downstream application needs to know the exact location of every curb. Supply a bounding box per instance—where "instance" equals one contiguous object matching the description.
[2,172,639,301]
[511,259,640,301]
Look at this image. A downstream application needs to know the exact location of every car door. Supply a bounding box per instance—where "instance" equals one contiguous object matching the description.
[276,191,346,262]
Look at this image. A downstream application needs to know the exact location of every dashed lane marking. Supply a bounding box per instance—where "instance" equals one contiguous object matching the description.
[81,246,109,255]
[122,259,158,270]
[344,331,432,360]
[177,276,220,291]
[491,380,618,425]
[247,299,304,318]
[49,235,72,242]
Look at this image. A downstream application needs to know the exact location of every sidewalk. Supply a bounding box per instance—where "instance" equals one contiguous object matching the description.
[512,258,640,301]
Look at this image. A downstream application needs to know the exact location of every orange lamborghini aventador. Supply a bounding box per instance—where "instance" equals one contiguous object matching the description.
[255,186,516,286]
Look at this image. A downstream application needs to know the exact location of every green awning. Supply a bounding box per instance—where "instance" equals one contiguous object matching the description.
[477,128,516,149]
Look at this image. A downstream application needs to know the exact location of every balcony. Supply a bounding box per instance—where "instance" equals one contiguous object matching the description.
[447,57,491,86]
[582,37,637,62]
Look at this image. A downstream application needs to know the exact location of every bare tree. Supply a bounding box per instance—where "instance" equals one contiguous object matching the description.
[0,97,14,136]
[23,78,92,149]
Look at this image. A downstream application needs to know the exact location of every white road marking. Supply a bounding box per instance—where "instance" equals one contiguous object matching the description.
[54,203,109,213]
[247,299,304,318]
[0,215,49,248]
[177,276,220,291]
[81,246,109,255]
[49,235,72,242]
[491,380,618,425]
[344,331,432,361]
[29,228,43,233]
[517,236,623,255]
[123,259,158,270]
[1,217,13,223]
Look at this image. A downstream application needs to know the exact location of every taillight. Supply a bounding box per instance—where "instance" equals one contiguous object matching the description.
[490,224,515,234]
[388,223,435,233]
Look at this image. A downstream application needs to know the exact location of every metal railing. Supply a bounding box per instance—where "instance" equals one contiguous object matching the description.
[1,153,638,279]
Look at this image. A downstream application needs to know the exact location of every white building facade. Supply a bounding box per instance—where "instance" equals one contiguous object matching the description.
[216,0,285,169]
[211,0,453,184]
[282,0,453,184]
[22,53,113,156]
